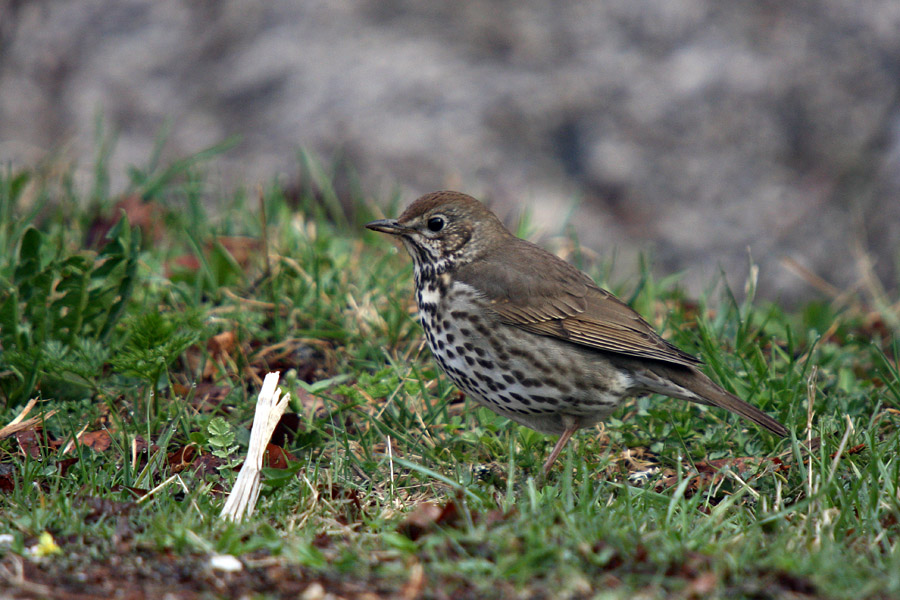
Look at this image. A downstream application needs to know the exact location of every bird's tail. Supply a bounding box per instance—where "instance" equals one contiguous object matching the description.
[631,363,789,437]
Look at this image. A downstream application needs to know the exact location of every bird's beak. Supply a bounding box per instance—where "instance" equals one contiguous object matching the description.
[365,219,410,236]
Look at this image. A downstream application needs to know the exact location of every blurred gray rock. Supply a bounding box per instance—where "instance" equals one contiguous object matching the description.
[2,0,899,304]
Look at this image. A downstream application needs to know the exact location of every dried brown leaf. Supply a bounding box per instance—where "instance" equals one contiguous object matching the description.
[80,430,112,452]
[15,429,41,458]
[263,444,297,470]
[167,444,199,473]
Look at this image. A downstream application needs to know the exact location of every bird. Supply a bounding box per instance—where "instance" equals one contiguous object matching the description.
[366,191,788,475]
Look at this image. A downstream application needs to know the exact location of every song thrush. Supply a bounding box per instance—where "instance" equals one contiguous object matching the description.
[366,191,788,475]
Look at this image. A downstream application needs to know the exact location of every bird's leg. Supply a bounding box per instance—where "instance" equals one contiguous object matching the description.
[542,426,577,476]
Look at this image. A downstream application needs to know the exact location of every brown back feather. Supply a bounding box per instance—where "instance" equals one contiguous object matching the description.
[454,234,702,368]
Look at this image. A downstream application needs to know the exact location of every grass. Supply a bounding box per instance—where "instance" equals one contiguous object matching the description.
[0,145,898,599]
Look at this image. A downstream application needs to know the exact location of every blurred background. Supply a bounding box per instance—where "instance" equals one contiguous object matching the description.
[1,0,899,303]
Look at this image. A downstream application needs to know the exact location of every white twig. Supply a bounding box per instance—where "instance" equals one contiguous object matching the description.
[220,372,290,521]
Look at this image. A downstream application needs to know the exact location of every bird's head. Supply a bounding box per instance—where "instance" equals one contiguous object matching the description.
[366,191,508,270]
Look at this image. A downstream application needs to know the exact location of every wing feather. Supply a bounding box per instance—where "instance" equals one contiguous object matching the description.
[455,237,701,368]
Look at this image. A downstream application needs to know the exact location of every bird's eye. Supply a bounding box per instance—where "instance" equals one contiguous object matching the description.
[427,216,445,232]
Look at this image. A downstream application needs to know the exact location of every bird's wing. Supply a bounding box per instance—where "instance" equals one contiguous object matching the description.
[454,239,702,368]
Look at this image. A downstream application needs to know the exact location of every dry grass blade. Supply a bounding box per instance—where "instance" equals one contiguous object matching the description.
[0,398,58,439]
